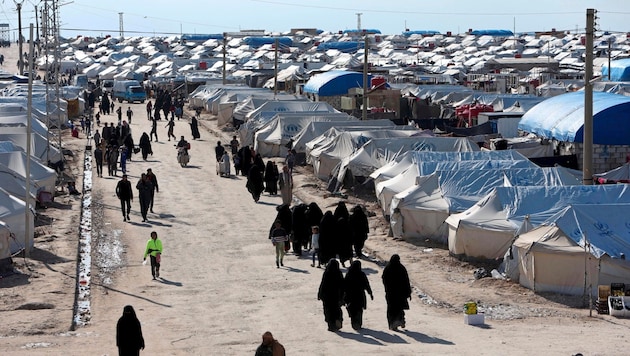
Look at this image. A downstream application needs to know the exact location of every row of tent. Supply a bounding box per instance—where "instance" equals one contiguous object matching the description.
[0,81,65,261]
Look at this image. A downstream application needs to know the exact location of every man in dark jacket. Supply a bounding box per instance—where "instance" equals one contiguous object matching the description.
[136,173,154,222]
[146,168,159,213]
[115,174,133,221]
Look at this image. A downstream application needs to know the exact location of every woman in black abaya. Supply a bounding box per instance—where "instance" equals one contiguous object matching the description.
[317,259,345,331]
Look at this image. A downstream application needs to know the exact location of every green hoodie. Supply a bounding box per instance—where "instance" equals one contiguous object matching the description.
[144,238,163,259]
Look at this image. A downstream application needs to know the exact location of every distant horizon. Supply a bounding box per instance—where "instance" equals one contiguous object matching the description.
[0,0,628,40]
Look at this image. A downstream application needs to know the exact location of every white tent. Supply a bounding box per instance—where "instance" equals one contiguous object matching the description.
[0,221,11,260]
[446,185,630,261]
[0,129,63,164]
[254,112,355,157]
[0,151,57,195]
[389,166,582,243]
[594,162,630,183]
[0,187,35,255]
[514,204,630,297]
[239,101,337,145]
[336,136,480,188]
[310,130,422,181]
[0,165,39,205]
[292,119,400,153]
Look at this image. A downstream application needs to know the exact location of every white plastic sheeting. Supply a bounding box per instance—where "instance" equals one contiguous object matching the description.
[0,187,35,255]
[292,119,398,153]
[0,151,57,194]
[254,112,354,157]
[389,167,582,243]
[514,204,630,296]
[446,185,630,261]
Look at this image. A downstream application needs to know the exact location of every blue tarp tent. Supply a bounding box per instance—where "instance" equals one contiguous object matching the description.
[342,29,381,35]
[303,71,372,97]
[402,30,441,37]
[518,91,630,145]
[243,37,293,48]
[181,34,224,41]
[316,41,364,52]
[470,29,514,36]
[602,58,630,82]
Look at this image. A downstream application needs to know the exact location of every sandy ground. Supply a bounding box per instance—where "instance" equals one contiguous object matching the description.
[1,43,630,355]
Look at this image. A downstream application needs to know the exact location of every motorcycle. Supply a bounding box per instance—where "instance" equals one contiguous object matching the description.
[177,146,189,167]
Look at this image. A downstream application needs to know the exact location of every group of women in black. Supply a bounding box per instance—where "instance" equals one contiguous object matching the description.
[317,254,412,332]
[269,201,412,331]
[270,201,369,259]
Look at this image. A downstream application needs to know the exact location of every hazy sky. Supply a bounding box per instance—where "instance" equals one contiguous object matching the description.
[1,0,629,39]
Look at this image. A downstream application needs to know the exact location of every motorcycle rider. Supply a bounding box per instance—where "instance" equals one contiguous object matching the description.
[176,136,190,153]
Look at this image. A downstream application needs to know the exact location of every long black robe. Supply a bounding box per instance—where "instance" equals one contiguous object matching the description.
[138,133,152,160]
[335,216,353,265]
[344,260,372,330]
[317,259,344,331]
[190,117,200,139]
[349,205,369,257]
[246,165,265,202]
[291,203,309,255]
[116,305,145,356]
[318,211,336,265]
[382,254,412,329]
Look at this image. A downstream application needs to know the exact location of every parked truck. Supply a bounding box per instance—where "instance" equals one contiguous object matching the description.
[112,80,147,103]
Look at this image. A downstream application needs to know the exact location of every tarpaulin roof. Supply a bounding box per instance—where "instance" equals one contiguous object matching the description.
[316,42,364,52]
[518,91,630,145]
[304,70,372,96]
[470,29,514,36]
[601,58,630,82]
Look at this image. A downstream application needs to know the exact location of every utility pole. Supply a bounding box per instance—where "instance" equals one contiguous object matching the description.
[119,12,124,38]
[15,1,24,75]
[274,38,278,97]
[583,8,595,186]
[222,32,227,85]
[362,32,368,121]
[24,23,34,257]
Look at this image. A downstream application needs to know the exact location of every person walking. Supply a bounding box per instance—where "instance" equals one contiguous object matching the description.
[138,132,152,161]
[246,165,265,203]
[149,118,158,142]
[215,141,225,162]
[317,259,345,332]
[278,165,293,205]
[106,145,119,176]
[146,101,153,120]
[165,118,175,141]
[311,225,321,268]
[230,135,239,155]
[255,331,286,356]
[146,168,159,213]
[116,106,123,122]
[93,129,101,147]
[344,260,373,330]
[126,106,133,124]
[190,116,200,140]
[264,161,277,195]
[270,220,288,268]
[143,231,163,280]
[115,174,133,221]
[120,147,128,175]
[136,173,154,222]
[94,144,104,177]
[116,305,145,356]
[382,254,412,331]
[349,205,369,258]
